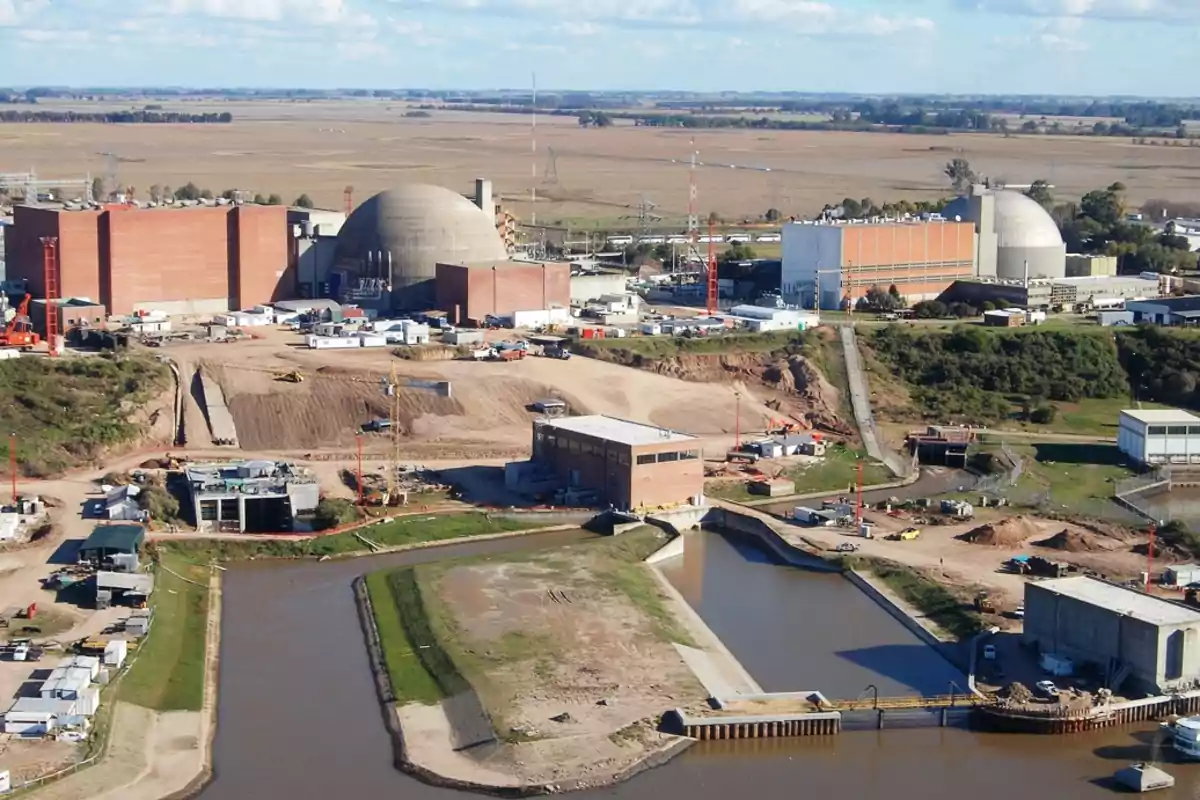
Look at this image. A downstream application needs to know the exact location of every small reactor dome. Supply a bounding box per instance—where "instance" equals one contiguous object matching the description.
[992,191,1066,280]
[334,184,508,308]
[943,189,1066,281]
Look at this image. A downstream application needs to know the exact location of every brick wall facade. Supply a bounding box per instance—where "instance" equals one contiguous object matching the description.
[437,261,570,324]
[5,205,288,315]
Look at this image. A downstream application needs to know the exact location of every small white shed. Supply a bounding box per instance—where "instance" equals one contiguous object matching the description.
[4,698,77,735]
[1165,564,1200,586]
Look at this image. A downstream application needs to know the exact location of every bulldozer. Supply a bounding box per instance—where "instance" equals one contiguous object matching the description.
[275,370,304,383]
[974,591,996,613]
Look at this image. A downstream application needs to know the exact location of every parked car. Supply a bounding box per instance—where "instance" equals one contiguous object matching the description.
[1013,604,1025,619]
[983,644,997,661]
[835,542,859,553]
[1035,680,1059,698]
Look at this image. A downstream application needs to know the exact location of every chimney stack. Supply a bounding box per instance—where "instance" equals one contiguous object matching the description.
[475,179,492,213]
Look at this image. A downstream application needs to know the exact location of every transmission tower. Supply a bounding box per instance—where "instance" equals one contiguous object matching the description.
[620,195,663,242]
[542,147,559,185]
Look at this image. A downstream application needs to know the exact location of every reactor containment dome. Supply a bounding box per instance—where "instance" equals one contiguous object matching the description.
[334,184,508,308]
[945,188,1067,281]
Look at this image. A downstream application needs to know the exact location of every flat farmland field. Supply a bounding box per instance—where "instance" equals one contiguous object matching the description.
[4,99,1199,226]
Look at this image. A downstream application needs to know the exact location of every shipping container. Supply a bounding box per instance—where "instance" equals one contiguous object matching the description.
[357,334,388,348]
[308,336,361,350]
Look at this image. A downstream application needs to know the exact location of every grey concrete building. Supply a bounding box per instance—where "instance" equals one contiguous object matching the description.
[1023,576,1200,695]
[186,461,320,533]
[939,274,1163,311]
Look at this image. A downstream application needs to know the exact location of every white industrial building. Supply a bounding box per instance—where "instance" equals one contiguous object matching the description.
[1118,409,1200,466]
[725,305,820,332]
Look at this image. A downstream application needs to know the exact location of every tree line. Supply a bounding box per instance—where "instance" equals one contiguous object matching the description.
[83,178,312,209]
[425,100,1197,138]
[0,109,232,124]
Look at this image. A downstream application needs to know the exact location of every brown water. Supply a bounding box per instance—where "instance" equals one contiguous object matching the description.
[197,528,1200,800]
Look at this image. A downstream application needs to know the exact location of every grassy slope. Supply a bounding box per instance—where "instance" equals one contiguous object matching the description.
[863,325,1142,437]
[575,329,809,362]
[707,445,892,502]
[118,553,208,711]
[160,512,549,562]
[0,355,170,476]
[862,558,982,641]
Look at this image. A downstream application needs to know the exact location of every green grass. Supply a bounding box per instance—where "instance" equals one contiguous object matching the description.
[966,441,1138,518]
[988,396,1168,438]
[0,354,170,476]
[366,568,467,705]
[118,553,208,711]
[159,512,550,562]
[801,330,857,431]
[707,446,892,502]
[853,558,982,640]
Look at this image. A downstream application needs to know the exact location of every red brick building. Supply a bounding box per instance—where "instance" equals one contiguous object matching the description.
[531,415,703,511]
[435,259,570,325]
[3,204,290,315]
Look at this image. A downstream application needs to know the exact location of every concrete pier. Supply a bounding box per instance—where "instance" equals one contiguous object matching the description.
[667,709,842,739]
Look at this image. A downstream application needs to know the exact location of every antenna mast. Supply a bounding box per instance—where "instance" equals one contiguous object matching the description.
[531,72,537,227]
[686,138,703,271]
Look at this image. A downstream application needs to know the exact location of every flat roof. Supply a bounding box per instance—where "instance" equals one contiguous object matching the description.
[538,415,695,446]
[439,259,560,270]
[80,524,145,555]
[1033,576,1200,626]
[1128,295,1200,312]
[1120,409,1200,425]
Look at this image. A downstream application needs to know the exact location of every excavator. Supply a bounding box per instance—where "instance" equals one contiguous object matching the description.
[0,295,41,350]
[274,370,305,383]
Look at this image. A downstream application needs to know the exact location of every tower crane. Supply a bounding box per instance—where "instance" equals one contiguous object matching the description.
[379,365,453,505]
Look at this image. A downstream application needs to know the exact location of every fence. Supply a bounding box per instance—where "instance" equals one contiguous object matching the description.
[1113,468,1172,524]
[9,562,212,796]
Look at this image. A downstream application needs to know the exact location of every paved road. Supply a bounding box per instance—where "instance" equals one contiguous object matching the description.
[839,326,910,478]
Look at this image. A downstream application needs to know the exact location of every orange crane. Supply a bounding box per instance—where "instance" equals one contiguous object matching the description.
[0,295,41,350]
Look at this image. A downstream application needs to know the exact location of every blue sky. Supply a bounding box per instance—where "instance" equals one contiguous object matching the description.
[0,0,1197,95]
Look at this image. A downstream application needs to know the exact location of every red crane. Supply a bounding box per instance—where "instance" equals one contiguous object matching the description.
[705,218,718,315]
[0,294,40,350]
[40,236,60,357]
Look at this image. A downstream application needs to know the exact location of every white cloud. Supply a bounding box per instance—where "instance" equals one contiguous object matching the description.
[964,0,1200,21]
[0,0,47,26]
[994,15,1090,49]
[166,0,353,23]
[389,0,934,35]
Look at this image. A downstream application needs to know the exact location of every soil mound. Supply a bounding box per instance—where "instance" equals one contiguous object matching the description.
[958,516,1041,547]
[1034,529,1115,553]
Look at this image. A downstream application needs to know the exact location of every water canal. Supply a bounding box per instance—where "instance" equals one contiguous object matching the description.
[196,527,1200,800]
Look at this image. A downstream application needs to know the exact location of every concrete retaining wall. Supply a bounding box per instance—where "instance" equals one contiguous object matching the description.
[843,570,971,676]
[705,508,838,572]
[644,534,685,565]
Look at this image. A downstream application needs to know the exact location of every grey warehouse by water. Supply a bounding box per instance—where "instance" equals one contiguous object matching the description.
[1023,576,1200,696]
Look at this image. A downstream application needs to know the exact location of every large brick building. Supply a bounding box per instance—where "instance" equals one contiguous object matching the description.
[3,204,289,315]
[435,259,570,326]
[530,415,703,511]
[782,219,977,309]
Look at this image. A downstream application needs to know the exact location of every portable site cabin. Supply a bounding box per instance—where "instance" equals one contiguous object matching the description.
[3,698,77,735]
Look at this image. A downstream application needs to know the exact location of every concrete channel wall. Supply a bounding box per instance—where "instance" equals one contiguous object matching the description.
[703,507,839,572]
[197,372,239,447]
[839,325,911,479]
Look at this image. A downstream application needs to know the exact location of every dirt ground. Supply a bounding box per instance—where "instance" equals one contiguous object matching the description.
[160,328,782,458]
[6,99,1199,224]
[412,535,708,787]
[15,704,204,800]
[724,501,1156,615]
